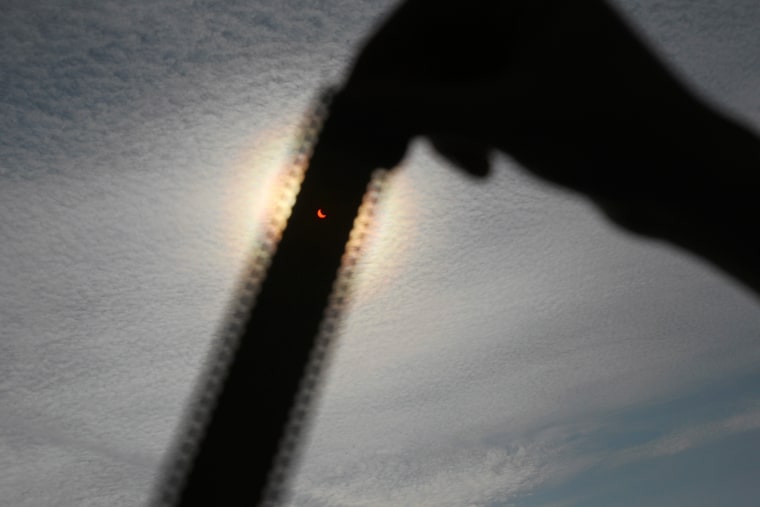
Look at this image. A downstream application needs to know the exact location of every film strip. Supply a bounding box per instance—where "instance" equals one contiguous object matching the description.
[152,89,389,506]
[261,168,388,506]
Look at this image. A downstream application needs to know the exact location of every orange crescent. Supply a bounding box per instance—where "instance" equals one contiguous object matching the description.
[316,209,327,219]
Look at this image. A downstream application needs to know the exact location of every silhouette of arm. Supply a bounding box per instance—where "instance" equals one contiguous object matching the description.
[327,0,760,294]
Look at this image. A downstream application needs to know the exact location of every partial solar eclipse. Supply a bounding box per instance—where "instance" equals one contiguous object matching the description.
[317,209,327,219]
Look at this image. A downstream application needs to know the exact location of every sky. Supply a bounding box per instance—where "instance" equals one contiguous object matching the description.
[1,1,760,506]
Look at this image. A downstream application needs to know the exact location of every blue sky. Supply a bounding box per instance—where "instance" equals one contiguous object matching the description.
[2,1,760,506]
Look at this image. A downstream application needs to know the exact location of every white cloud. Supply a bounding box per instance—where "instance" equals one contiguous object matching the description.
[613,404,760,465]
[288,440,545,507]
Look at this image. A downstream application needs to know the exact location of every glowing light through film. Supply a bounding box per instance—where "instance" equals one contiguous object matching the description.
[223,118,305,256]
[338,167,418,303]
[223,120,418,304]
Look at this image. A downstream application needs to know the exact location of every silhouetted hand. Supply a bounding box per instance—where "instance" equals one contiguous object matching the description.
[335,0,688,176]
[328,0,760,295]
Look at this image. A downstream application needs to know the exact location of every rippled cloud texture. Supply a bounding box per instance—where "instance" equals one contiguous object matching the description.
[2,1,759,506]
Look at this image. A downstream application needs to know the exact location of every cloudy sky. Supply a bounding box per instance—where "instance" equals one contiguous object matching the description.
[2,1,760,506]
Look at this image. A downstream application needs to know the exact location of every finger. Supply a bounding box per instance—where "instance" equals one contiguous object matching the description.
[429,135,492,177]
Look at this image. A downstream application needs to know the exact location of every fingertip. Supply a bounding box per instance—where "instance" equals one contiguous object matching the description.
[430,137,492,178]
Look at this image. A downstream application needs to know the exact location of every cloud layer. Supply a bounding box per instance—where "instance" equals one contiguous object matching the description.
[2,0,760,506]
